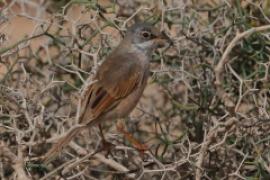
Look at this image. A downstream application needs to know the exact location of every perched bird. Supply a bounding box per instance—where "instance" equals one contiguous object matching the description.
[44,23,169,163]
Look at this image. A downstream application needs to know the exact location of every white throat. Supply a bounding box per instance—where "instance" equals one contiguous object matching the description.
[134,41,153,51]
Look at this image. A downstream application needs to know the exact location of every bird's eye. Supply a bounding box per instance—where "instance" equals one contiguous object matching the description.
[141,31,151,38]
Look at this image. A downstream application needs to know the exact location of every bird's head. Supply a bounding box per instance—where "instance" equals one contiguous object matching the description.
[125,23,170,54]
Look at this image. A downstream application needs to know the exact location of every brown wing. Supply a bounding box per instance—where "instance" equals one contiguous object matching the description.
[79,53,142,125]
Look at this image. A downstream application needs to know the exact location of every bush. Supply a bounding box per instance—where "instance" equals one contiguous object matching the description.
[1,0,270,179]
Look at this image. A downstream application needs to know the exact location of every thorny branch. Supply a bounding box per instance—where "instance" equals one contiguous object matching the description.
[1,0,270,179]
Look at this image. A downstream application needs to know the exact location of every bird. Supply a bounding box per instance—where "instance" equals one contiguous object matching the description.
[43,23,169,163]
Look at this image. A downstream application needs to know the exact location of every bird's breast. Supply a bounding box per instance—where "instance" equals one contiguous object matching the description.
[128,47,150,69]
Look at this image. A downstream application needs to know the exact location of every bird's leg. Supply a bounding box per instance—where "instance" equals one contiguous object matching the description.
[98,124,114,157]
[98,124,106,143]
[116,121,148,155]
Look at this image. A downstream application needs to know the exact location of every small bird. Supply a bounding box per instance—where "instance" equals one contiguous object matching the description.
[44,23,169,163]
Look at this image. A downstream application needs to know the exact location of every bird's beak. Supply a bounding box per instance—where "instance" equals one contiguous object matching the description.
[154,31,173,48]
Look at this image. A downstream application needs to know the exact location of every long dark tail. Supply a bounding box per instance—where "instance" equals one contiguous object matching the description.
[43,126,83,164]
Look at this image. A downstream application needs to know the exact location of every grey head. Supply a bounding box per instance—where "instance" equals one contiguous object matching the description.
[124,23,168,54]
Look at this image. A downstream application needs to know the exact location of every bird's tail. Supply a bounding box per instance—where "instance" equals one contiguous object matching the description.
[43,126,83,164]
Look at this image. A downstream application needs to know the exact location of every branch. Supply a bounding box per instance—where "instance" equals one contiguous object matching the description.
[214,25,270,107]
[0,32,45,55]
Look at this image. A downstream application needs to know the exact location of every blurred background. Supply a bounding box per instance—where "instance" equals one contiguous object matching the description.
[1,0,270,179]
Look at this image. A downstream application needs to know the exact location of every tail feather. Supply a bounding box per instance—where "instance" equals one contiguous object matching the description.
[43,126,83,164]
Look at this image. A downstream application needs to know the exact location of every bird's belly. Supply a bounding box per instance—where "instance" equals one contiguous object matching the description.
[115,84,146,117]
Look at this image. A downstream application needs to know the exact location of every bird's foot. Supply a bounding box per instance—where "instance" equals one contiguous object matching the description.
[116,122,148,155]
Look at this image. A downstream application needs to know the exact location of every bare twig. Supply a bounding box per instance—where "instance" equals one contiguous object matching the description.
[214,25,270,107]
